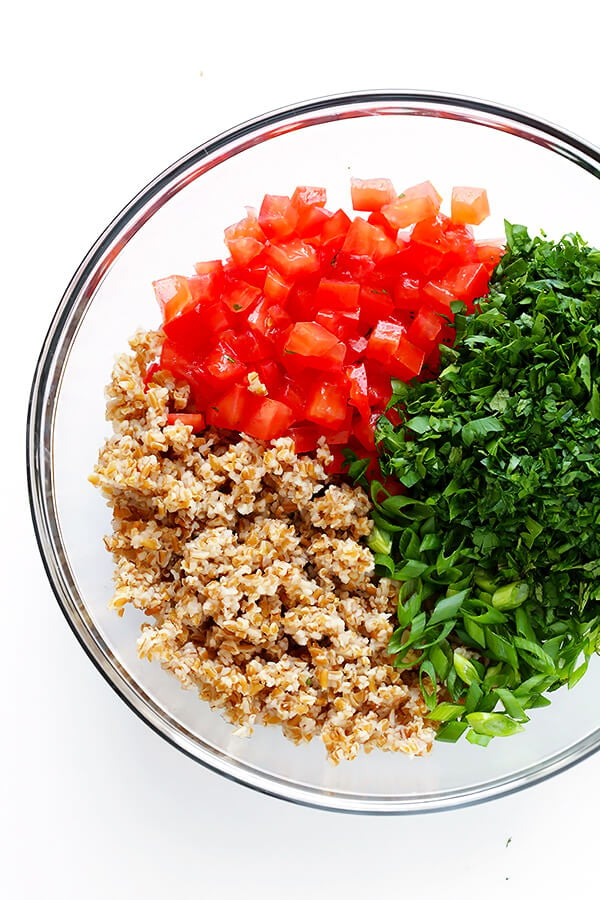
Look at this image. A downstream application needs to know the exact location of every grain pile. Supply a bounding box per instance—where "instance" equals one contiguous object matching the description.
[90,330,435,762]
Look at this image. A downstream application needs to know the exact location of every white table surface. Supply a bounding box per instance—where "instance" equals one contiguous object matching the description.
[5,2,599,897]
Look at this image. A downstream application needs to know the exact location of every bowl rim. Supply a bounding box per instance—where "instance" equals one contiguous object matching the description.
[27,89,600,814]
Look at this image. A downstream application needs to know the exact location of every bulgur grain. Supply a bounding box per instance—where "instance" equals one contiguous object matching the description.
[91,331,435,762]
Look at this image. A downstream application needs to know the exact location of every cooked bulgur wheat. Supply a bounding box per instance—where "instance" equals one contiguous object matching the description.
[90,330,435,762]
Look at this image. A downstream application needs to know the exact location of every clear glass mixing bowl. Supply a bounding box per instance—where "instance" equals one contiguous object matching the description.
[27,91,600,813]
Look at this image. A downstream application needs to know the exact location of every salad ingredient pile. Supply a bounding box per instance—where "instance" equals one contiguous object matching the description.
[92,331,435,763]
[152,180,499,471]
[370,224,600,743]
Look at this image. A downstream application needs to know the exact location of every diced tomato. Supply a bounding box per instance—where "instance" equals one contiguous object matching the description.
[476,240,505,270]
[410,216,451,252]
[291,186,330,238]
[323,424,351,445]
[258,194,299,239]
[351,178,396,212]
[346,362,370,420]
[224,329,267,364]
[255,360,283,394]
[315,278,361,310]
[227,237,264,267]
[284,423,321,453]
[265,239,320,278]
[345,335,369,364]
[206,384,254,431]
[291,186,327,212]
[154,178,496,457]
[264,268,293,303]
[367,210,399,240]
[358,286,394,326]
[237,262,267,290]
[222,280,262,314]
[381,181,442,229]
[193,259,224,277]
[443,262,490,304]
[366,320,407,364]
[276,377,306,418]
[224,212,266,266]
[422,280,457,316]
[392,275,420,312]
[315,308,360,341]
[352,411,380,452]
[451,186,490,225]
[388,336,425,381]
[284,321,339,357]
[442,220,476,259]
[364,360,392,407]
[407,307,443,350]
[242,396,294,440]
[342,218,397,262]
[159,340,211,406]
[305,379,349,429]
[203,341,247,386]
[320,209,352,248]
[162,300,230,355]
[283,337,346,375]
[390,242,446,280]
[247,298,292,340]
[153,275,194,322]
[295,205,332,238]
[166,412,205,432]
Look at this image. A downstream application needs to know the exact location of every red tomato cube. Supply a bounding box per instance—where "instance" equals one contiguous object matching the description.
[444,262,490,303]
[351,177,396,212]
[388,336,425,381]
[422,281,457,316]
[290,185,327,212]
[203,341,247,386]
[407,307,443,350]
[153,275,194,322]
[451,186,490,226]
[346,362,371,420]
[381,181,442,229]
[366,320,407,364]
[315,278,361,310]
[258,194,299,239]
[224,213,266,264]
[305,380,349,429]
[166,412,206,432]
[284,321,339,357]
[206,384,255,431]
[222,280,262,314]
[265,239,320,278]
[283,423,322,453]
[475,240,505,270]
[342,218,397,261]
[242,396,294,440]
[264,268,293,303]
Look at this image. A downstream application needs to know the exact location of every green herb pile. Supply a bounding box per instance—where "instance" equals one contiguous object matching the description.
[357,223,600,744]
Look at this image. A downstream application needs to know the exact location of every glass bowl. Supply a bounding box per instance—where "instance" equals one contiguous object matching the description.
[28,91,600,813]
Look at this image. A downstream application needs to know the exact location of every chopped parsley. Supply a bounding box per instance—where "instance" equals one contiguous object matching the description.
[363,222,600,743]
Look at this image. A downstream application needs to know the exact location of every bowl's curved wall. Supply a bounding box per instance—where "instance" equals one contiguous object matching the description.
[28,92,600,812]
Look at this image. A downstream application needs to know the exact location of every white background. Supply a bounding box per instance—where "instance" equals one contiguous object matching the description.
[4,2,599,897]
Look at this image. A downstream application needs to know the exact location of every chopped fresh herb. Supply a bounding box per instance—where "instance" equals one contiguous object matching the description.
[232,303,243,311]
[225,355,236,364]
[370,223,600,742]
